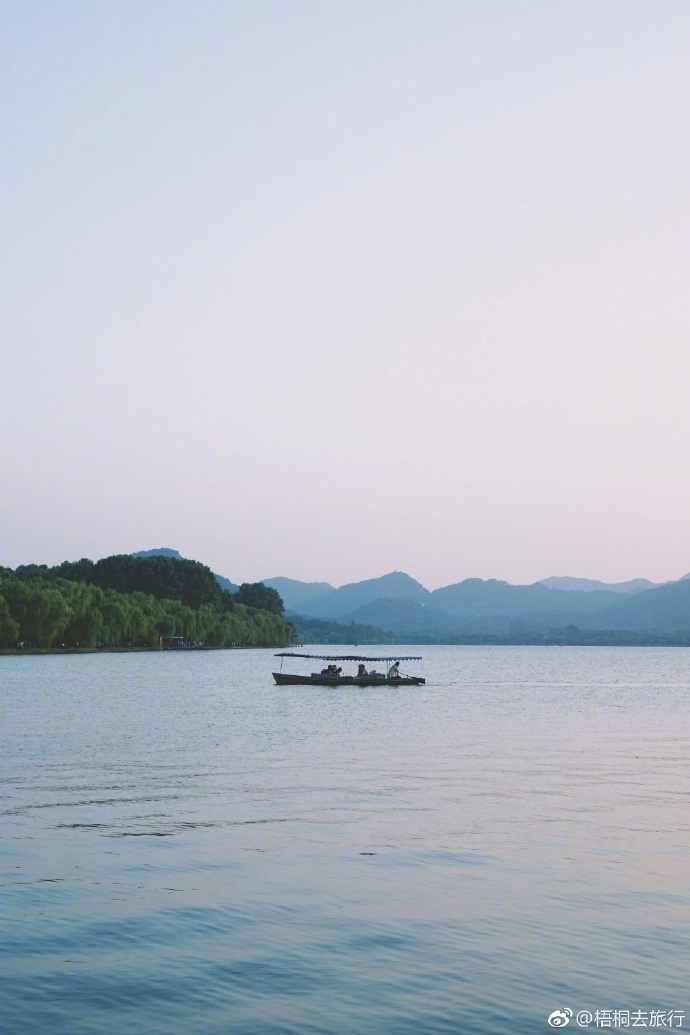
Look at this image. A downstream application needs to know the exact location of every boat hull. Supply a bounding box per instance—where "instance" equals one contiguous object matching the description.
[273,672,425,687]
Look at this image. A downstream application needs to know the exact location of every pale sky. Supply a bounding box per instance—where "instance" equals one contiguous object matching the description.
[2,1,689,590]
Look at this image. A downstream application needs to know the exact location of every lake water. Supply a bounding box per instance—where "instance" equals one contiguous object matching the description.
[2,646,690,1034]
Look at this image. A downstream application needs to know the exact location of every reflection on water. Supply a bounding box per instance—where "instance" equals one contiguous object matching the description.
[2,647,690,1033]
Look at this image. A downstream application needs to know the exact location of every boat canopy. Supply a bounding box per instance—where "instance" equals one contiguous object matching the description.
[274,652,422,661]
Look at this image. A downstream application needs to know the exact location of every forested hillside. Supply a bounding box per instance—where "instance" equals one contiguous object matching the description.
[289,615,394,645]
[279,571,690,643]
[15,554,224,608]
[0,555,293,650]
[132,547,240,594]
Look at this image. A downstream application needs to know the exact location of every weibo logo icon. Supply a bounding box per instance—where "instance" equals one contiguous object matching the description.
[547,1009,573,1027]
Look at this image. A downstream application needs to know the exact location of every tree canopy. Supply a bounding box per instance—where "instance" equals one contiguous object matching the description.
[235,582,284,615]
[15,554,225,610]
[1,554,292,650]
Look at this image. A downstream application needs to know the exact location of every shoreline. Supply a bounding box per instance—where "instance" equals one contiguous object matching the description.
[2,640,689,656]
[0,645,267,656]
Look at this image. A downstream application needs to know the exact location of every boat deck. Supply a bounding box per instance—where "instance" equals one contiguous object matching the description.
[273,672,425,687]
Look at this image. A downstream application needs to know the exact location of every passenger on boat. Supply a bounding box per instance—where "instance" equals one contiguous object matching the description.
[388,661,401,679]
[357,663,368,678]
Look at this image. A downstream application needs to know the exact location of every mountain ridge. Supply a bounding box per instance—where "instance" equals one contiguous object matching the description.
[536,575,660,594]
[130,550,690,640]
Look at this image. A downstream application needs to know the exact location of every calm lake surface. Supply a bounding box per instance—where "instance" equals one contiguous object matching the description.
[2,646,690,1034]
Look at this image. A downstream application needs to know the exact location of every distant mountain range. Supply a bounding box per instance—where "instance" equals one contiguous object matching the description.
[262,570,690,639]
[132,551,690,640]
[537,576,659,593]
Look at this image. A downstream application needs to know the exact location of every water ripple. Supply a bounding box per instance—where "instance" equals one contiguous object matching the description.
[3,646,690,1033]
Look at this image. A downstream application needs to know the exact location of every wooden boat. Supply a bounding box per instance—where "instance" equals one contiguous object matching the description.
[272,652,425,686]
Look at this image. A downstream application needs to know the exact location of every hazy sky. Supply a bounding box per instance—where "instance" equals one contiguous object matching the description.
[2,1,689,589]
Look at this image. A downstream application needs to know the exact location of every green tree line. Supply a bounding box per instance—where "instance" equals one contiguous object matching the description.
[292,616,394,645]
[0,556,293,649]
[12,554,284,615]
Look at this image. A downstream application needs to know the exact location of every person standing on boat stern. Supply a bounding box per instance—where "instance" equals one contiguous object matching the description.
[388,660,401,679]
